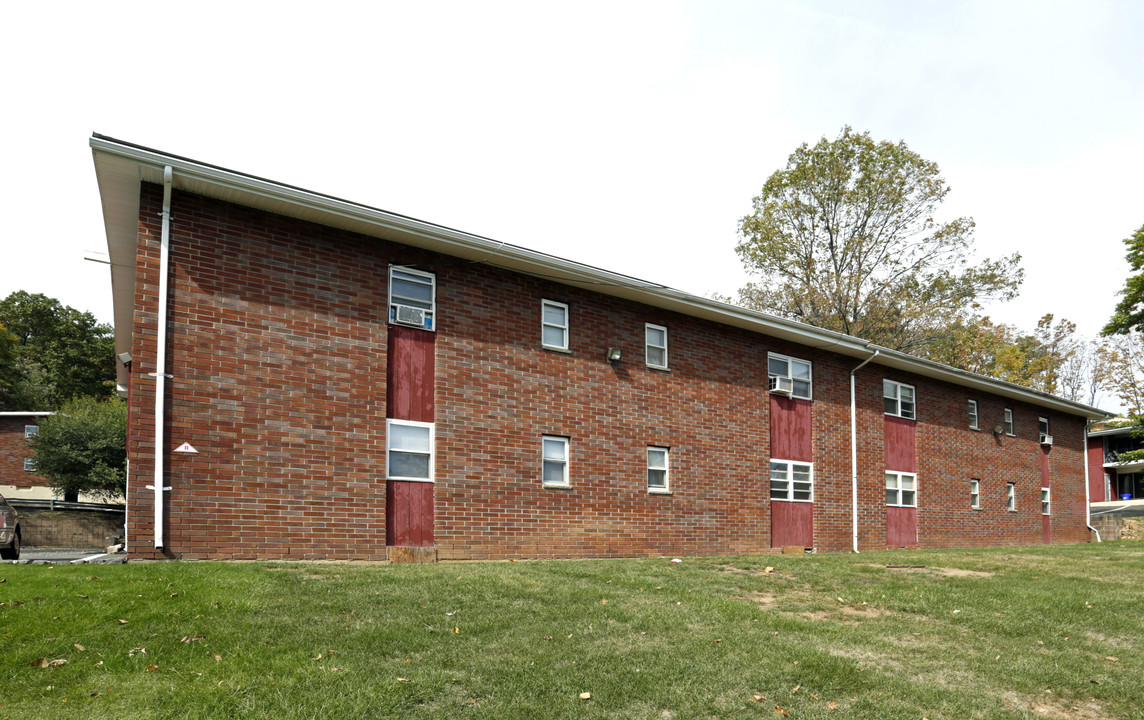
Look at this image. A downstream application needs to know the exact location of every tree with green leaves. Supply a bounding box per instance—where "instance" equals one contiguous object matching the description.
[26,396,127,501]
[734,127,1023,353]
[0,291,115,410]
[1102,223,1144,337]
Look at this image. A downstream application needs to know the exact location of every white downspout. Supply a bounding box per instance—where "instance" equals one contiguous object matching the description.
[151,166,174,548]
[850,349,880,553]
[1084,422,1100,542]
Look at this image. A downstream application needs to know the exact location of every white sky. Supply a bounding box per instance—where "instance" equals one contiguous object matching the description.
[2,0,1142,349]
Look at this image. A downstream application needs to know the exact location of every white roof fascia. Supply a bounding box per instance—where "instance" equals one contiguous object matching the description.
[90,135,1111,421]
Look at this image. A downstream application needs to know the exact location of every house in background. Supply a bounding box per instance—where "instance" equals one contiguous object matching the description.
[1087,421,1144,502]
[0,412,54,499]
[91,134,1110,562]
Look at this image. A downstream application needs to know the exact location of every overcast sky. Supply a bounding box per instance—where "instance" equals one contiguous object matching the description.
[3,0,1142,351]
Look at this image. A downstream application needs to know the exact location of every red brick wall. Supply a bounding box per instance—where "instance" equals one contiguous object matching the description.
[123,184,1094,560]
[0,417,47,489]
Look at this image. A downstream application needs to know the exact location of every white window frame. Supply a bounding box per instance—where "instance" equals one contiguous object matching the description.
[883,380,916,420]
[24,424,39,438]
[768,353,813,400]
[968,400,978,430]
[385,419,435,482]
[1006,482,1016,512]
[1004,408,1014,436]
[645,323,668,370]
[542,436,570,487]
[388,265,436,331]
[647,446,670,493]
[24,457,36,472]
[770,460,814,502]
[1039,416,1050,444]
[541,299,569,351]
[1041,487,1051,516]
[885,471,917,508]
[970,479,981,509]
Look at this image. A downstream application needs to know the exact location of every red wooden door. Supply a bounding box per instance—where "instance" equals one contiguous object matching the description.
[386,325,436,547]
[887,506,917,547]
[386,481,434,546]
[771,501,813,548]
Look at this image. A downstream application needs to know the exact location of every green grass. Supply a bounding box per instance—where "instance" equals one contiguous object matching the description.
[2,543,1143,719]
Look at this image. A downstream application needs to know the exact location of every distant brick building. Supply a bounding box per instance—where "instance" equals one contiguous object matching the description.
[0,412,53,500]
[91,135,1109,562]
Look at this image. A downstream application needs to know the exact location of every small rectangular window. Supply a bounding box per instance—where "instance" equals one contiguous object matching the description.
[541,300,569,351]
[645,323,668,369]
[647,447,669,493]
[386,419,434,481]
[1041,487,1051,515]
[970,479,980,508]
[24,424,39,438]
[1006,482,1016,512]
[770,460,814,502]
[1039,417,1051,445]
[768,353,813,399]
[883,380,916,420]
[968,401,978,430]
[1004,408,1014,436]
[542,436,569,487]
[24,457,36,472]
[885,471,917,507]
[389,265,436,331]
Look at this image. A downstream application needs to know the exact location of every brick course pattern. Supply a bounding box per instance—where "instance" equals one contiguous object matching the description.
[124,184,1094,561]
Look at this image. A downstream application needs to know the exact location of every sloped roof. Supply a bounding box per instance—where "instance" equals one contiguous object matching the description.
[90,134,1109,421]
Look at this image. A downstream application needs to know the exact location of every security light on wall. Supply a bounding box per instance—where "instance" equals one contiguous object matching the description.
[117,351,132,365]
[993,424,1005,435]
[607,347,622,363]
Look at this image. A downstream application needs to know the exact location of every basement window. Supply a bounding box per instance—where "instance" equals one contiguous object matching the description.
[389,265,435,331]
[883,380,916,420]
[885,471,917,507]
[770,460,813,502]
[386,419,435,482]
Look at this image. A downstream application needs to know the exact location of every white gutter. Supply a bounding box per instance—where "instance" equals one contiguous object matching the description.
[850,349,880,553]
[1084,423,1101,542]
[150,165,174,548]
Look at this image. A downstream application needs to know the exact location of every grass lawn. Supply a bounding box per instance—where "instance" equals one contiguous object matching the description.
[2,543,1143,719]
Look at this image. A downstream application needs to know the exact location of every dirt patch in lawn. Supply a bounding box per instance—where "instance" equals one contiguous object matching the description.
[1001,690,1106,719]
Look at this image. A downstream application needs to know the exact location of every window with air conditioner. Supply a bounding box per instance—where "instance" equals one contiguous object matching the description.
[768,353,812,399]
[389,265,435,331]
[1039,417,1052,446]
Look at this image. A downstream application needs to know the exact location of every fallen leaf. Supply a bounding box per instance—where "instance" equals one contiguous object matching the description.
[579,692,592,700]
[74,644,85,652]
[752,694,766,702]
[49,659,68,669]
[454,627,460,634]
[791,684,801,693]
[213,654,221,662]
[713,639,722,643]
[775,704,790,716]
[77,594,89,599]
[764,566,775,574]
[995,655,1001,660]
[396,677,409,682]
[793,661,799,665]
[117,619,128,625]
[811,693,819,700]
[1106,656,1119,662]
[145,664,158,672]
[828,701,839,710]
[29,658,48,667]
[601,599,607,604]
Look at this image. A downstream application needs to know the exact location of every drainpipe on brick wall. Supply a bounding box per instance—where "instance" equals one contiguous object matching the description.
[850,348,880,553]
[1084,422,1101,542]
[149,165,174,549]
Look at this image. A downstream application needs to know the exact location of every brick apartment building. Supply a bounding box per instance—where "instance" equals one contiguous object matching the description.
[0,412,53,500]
[91,135,1109,562]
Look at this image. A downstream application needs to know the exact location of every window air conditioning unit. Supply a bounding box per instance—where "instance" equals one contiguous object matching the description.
[769,376,793,395]
[393,304,426,328]
[1040,433,1054,446]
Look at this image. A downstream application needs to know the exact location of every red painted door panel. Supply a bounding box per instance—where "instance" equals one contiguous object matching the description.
[1042,515,1051,545]
[387,325,436,423]
[886,506,917,547]
[386,481,434,546]
[771,501,813,548]
[769,396,812,462]
[884,416,917,472]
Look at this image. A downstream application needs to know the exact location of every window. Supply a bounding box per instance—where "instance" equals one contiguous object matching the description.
[968,401,978,430]
[1003,408,1014,436]
[883,380,916,419]
[541,300,569,351]
[1006,482,1016,512]
[24,424,39,438]
[970,479,981,509]
[768,353,812,399]
[24,458,36,472]
[770,460,813,502]
[1041,487,1051,515]
[386,419,434,481]
[647,447,669,493]
[885,472,917,507]
[388,265,435,330]
[645,323,668,369]
[1039,417,1051,445]
[542,436,569,487]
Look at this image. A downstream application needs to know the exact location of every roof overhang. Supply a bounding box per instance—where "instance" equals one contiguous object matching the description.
[90,134,1111,421]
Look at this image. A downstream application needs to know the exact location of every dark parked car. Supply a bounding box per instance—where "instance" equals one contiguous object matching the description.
[1,494,20,559]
